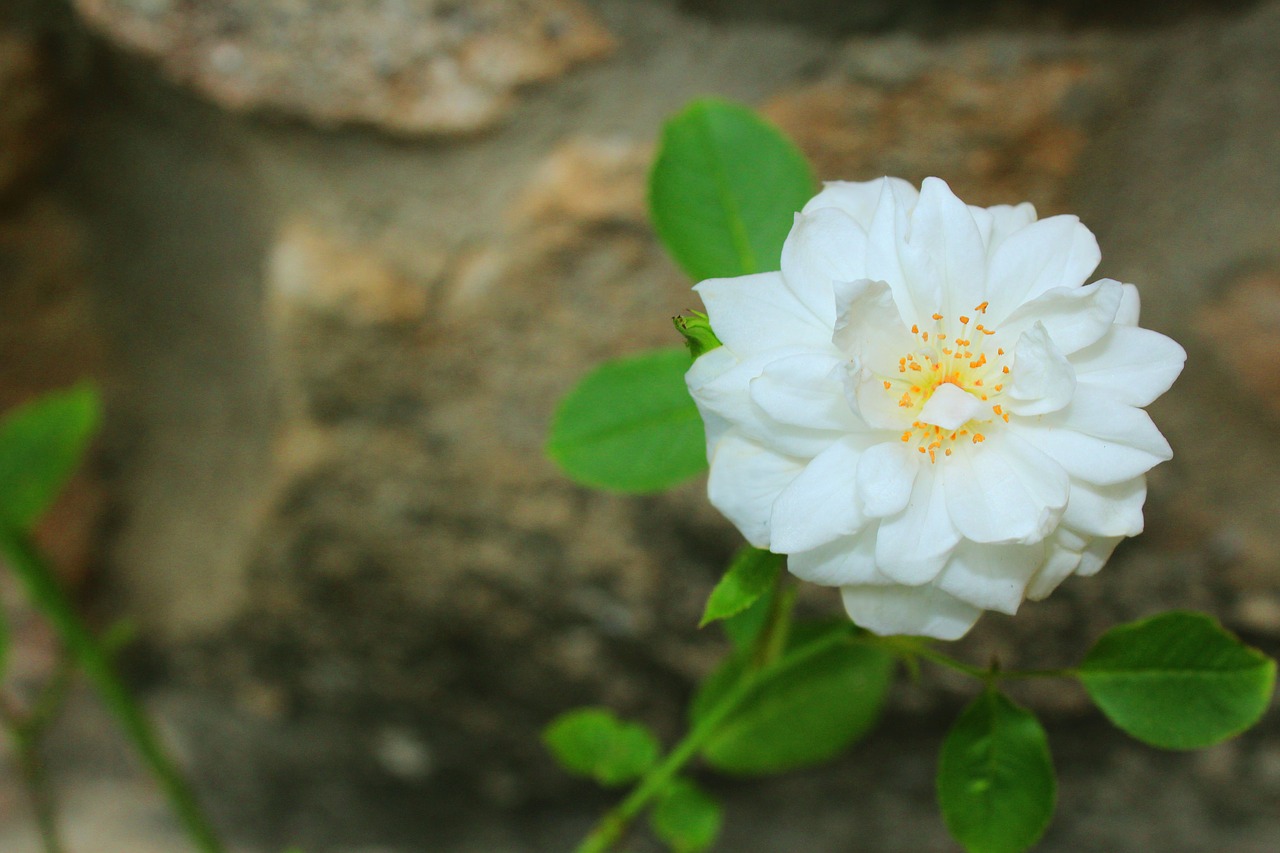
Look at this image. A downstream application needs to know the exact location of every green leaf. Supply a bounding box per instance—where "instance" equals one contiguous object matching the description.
[692,621,894,775]
[650,98,816,281]
[542,707,660,786]
[700,547,783,628]
[547,348,706,493]
[673,311,722,359]
[1078,610,1276,750]
[720,582,774,651]
[937,689,1056,853]
[0,385,99,530]
[650,778,722,853]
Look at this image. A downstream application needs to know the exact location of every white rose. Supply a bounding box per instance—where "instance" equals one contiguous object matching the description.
[687,177,1185,640]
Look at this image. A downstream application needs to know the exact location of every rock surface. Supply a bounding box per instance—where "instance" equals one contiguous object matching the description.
[74,0,615,135]
[0,30,63,202]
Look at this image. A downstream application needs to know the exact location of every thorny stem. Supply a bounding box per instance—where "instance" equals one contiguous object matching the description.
[575,573,807,853]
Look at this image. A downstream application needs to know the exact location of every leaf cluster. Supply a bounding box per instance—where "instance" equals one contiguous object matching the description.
[542,97,1278,853]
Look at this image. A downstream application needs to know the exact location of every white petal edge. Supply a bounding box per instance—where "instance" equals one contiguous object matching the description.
[750,352,862,432]
[1062,476,1147,538]
[695,272,831,358]
[936,540,1046,614]
[998,279,1123,356]
[802,177,919,230]
[1010,386,1173,486]
[841,583,982,640]
[1025,534,1086,600]
[1007,321,1077,416]
[1074,535,1123,577]
[769,437,869,553]
[856,441,921,519]
[706,433,804,549]
[941,432,1070,545]
[907,177,989,319]
[1070,325,1186,407]
[787,526,884,587]
[780,208,869,327]
[874,465,962,584]
[985,214,1101,323]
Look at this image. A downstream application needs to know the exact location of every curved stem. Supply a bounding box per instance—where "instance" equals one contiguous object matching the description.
[873,635,1077,684]
[0,692,65,853]
[0,531,225,853]
[576,575,816,853]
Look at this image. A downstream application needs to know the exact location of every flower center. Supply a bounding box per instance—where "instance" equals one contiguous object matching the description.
[881,301,1012,463]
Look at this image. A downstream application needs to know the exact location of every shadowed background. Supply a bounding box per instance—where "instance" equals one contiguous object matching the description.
[0,0,1277,850]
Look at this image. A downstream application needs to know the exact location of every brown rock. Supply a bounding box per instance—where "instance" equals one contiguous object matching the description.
[764,35,1119,212]
[0,30,62,203]
[267,219,430,328]
[74,0,615,135]
[1197,269,1280,421]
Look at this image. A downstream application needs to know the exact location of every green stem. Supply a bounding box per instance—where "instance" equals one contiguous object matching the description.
[994,667,1078,681]
[0,695,65,853]
[752,582,796,670]
[0,530,225,853]
[873,636,1077,684]
[575,576,823,853]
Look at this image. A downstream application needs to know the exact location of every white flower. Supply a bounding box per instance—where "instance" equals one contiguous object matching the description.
[687,177,1185,640]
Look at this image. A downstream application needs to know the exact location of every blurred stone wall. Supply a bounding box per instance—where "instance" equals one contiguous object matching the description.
[0,0,1278,850]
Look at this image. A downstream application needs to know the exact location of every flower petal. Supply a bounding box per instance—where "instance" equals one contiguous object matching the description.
[1007,321,1077,416]
[968,202,1038,256]
[942,431,1069,545]
[845,358,912,431]
[832,278,912,360]
[865,178,933,324]
[985,214,1100,322]
[693,346,843,459]
[1070,325,1186,407]
[803,178,919,230]
[874,465,961,584]
[905,177,988,319]
[780,208,868,326]
[686,347,739,454]
[1075,535,1123,577]
[1115,283,1141,326]
[695,272,830,358]
[998,279,1123,355]
[918,382,984,430]
[749,352,861,432]
[856,441,921,518]
[840,583,981,640]
[787,526,884,586]
[1010,387,1172,486]
[1063,476,1147,538]
[769,437,868,553]
[706,433,804,549]
[1025,533,1086,600]
[937,540,1046,614]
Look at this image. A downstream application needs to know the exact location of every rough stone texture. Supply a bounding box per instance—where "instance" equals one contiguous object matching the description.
[0,30,63,203]
[1197,268,1280,422]
[0,0,1275,851]
[74,0,615,135]
[764,33,1126,213]
[1071,0,1280,635]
